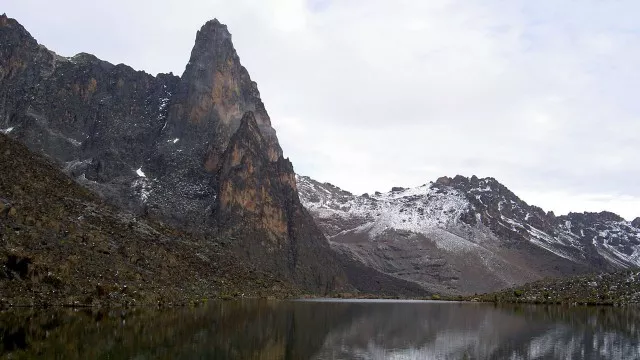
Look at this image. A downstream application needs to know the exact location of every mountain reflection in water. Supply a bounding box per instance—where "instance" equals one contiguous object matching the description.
[1,300,639,359]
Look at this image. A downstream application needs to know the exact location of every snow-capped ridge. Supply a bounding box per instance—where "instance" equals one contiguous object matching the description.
[297,173,640,271]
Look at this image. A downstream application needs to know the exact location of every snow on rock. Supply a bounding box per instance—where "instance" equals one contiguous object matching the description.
[157,85,172,122]
[158,97,170,113]
[1,127,15,134]
[136,167,146,177]
[132,178,152,203]
[364,185,469,237]
[297,175,470,245]
[297,174,640,269]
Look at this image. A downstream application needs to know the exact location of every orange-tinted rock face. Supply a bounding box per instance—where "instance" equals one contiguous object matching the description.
[71,78,98,100]
[210,68,242,124]
[213,112,350,294]
[219,178,289,243]
[217,113,293,243]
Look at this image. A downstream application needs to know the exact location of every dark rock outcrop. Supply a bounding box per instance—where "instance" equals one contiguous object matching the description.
[0,13,180,214]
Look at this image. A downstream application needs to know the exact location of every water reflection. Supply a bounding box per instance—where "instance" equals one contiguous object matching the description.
[0,300,639,359]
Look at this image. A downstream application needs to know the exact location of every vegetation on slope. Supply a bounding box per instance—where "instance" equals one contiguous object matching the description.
[0,134,297,306]
[469,270,640,305]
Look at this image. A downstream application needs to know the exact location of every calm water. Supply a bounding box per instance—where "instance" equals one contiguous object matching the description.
[1,300,639,359]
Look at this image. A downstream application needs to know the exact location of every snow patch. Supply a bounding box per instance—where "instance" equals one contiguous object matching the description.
[67,137,82,147]
[157,86,172,121]
[158,97,170,112]
[132,178,152,203]
[136,167,146,177]
[1,127,15,134]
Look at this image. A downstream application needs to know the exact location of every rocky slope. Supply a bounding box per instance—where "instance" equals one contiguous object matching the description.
[475,270,640,305]
[0,14,348,293]
[297,175,640,294]
[0,133,299,306]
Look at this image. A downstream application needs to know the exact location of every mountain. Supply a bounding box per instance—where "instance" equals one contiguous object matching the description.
[297,174,640,294]
[0,14,341,293]
[0,14,427,298]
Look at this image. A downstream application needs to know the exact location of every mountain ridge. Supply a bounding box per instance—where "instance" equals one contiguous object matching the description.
[303,173,636,221]
[297,173,640,294]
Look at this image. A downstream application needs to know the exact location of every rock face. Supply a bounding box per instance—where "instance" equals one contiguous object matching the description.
[0,14,348,293]
[169,20,281,170]
[0,133,299,306]
[297,175,640,294]
[213,112,340,290]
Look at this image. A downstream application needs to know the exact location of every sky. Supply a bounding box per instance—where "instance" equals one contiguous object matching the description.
[4,0,640,220]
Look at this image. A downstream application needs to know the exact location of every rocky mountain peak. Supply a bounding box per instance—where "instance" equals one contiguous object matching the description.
[565,211,625,224]
[633,217,640,228]
[187,19,234,76]
[434,176,452,186]
[432,175,524,214]
[0,13,18,29]
[183,18,268,127]
[161,18,281,173]
[200,18,231,35]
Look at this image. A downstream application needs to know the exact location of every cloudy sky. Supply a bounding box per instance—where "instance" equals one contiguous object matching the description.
[5,0,640,219]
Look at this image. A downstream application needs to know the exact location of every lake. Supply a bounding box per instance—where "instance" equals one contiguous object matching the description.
[1,299,639,359]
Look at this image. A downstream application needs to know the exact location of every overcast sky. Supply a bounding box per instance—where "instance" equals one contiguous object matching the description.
[5,0,640,219]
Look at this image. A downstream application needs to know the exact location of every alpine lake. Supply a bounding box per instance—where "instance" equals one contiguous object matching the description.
[1,299,639,359]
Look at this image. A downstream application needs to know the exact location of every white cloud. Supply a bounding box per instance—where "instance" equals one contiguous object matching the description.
[4,0,640,219]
